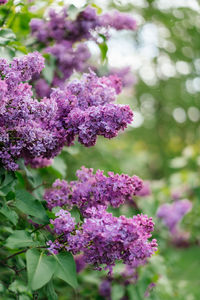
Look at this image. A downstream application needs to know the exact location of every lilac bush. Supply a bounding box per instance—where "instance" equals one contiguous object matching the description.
[0,3,160,298]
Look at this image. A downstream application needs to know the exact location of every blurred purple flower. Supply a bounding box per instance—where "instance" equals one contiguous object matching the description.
[157,199,192,233]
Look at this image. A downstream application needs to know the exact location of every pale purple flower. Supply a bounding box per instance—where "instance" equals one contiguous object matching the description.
[157,199,192,233]
[136,181,151,197]
[109,66,135,89]
[100,11,137,31]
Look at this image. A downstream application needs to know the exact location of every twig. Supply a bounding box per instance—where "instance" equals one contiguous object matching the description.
[2,245,48,262]
[31,224,47,234]
[5,249,27,261]
[31,182,46,191]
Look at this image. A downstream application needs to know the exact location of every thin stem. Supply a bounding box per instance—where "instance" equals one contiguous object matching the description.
[0,262,26,276]
[5,249,27,261]
[31,224,47,234]
[4,245,47,261]
[31,182,46,191]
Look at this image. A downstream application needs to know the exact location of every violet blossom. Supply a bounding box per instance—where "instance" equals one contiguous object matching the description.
[48,206,157,273]
[157,199,192,234]
[44,166,143,214]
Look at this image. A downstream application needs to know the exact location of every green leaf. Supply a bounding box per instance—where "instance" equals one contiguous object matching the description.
[42,55,56,84]
[54,252,78,289]
[0,171,16,195]
[98,41,108,63]
[52,206,62,215]
[5,230,36,249]
[17,159,35,184]
[8,41,28,54]
[0,204,18,226]
[67,4,79,20]
[70,207,81,223]
[0,171,16,188]
[91,3,102,14]
[127,285,141,300]
[51,157,67,177]
[45,280,58,300]
[9,279,31,294]
[0,29,16,45]
[26,249,57,291]
[15,190,49,224]
[111,285,125,300]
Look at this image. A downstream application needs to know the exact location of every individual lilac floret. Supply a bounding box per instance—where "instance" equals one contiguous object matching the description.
[50,209,75,236]
[44,166,143,214]
[44,179,71,210]
[66,207,157,272]
[100,11,137,31]
[157,199,192,233]
[136,181,151,197]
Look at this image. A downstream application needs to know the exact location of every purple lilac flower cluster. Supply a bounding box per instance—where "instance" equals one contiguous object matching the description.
[44,166,142,213]
[157,199,192,233]
[30,6,137,96]
[0,53,133,170]
[100,11,137,31]
[0,52,47,170]
[48,206,157,272]
[48,70,133,149]
[30,6,136,44]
